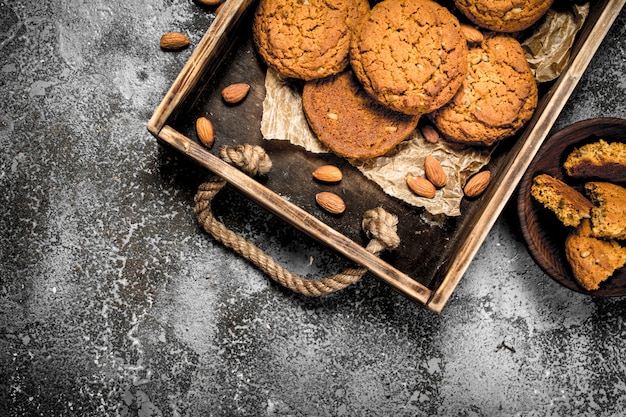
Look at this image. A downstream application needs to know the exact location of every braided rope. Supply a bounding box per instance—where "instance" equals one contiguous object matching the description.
[194,145,400,296]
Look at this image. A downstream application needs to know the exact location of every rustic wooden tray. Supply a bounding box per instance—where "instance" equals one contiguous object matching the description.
[148,0,625,312]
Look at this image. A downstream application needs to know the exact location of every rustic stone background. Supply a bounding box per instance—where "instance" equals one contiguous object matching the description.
[1,1,625,415]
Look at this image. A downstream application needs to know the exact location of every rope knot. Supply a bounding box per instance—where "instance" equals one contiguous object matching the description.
[362,207,400,254]
[219,144,272,177]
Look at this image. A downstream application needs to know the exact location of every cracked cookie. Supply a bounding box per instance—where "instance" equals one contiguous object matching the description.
[429,34,538,146]
[302,70,420,159]
[564,139,626,182]
[349,0,468,115]
[585,181,626,241]
[252,0,369,81]
[455,0,554,33]
[565,219,626,291]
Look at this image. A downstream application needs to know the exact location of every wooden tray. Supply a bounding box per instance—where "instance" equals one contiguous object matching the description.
[148,0,625,312]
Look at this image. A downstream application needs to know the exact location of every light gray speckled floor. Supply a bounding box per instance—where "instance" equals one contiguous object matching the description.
[1,1,625,416]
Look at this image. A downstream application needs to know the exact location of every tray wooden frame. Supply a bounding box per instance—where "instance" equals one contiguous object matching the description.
[148,0,625,312]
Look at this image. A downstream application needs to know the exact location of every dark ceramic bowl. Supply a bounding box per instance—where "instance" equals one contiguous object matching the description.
[517,117,626,296]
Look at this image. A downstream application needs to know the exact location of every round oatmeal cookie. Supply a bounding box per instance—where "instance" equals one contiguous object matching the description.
[454,0,553,33]
[429,34,538,146]
[349,0,468,116]
[302,70,420,160]
[252,0,369,81]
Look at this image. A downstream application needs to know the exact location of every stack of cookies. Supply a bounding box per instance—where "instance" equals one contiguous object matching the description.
[252,0,545,159]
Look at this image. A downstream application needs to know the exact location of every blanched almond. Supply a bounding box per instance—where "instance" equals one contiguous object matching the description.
[406,175,436,199]
[312,165,342,183]
[316,192,346,215]
[424,156,447,188]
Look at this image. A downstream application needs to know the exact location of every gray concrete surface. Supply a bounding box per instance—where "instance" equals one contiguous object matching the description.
[1,1,626,416]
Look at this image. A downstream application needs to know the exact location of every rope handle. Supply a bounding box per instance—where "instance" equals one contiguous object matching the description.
[193,144,400,296]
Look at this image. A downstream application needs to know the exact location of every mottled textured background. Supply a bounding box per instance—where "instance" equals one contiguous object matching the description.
[1,1,626,416]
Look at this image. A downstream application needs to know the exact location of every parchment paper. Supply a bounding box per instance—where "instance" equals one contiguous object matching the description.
[523,4,590,82]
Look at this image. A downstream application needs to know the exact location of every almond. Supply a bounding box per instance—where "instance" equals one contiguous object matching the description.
[195,0,221,6]
[196,116,214,148]
[316,192,346,215]
[464,170,491,198]
[424,156,447,188]
[160,32,190,51]
[460,24,484,44]
[406,175,436,199]
[312,165,342,183]
[421,124,440,144]
[222,83,250,104]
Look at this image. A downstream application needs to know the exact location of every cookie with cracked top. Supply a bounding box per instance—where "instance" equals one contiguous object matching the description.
[252,0,369,81]
[454,0,554,33]
[349,0,468,116]
[429,34,538,146]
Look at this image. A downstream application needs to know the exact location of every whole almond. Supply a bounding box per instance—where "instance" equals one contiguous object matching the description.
[312,165,342,183]
[160,32,190,51]
[424,156,447,188]
[406,175,436,199]
[460,24,484,44]
[222,83,250,104]
[421,124,440,144]
[464,170,491,198]
[195,0,221,6]
[316,192,346,215]
[196,116,215,148]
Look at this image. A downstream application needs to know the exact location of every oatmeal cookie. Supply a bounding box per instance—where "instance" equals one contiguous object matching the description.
[564,139,626,182]
[429,34,538,146]
[565,219,626,291]
[302,70,420,159]
[585,181,626,240]
[530,173,593,228]
[455,0,554,33]
[349,0,468,115]
[252,0,369,81]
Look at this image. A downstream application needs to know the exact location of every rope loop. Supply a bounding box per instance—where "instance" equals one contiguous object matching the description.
[194,144,400,296]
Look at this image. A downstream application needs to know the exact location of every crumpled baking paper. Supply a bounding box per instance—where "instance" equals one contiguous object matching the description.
[260,69,491,216]
[523,3,589,82]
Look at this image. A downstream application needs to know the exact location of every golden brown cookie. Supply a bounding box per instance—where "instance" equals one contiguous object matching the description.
[585,182,626,240]
[565,219,626,291]
[349,0,468,115]
[429,34,538,146]
[302,71,420,160]
[454,0,554,33]
[530,173,593,227]
[252,0,369,81]
[564,139,626,182]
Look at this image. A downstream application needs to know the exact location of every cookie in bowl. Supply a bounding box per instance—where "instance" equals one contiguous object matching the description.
[518,118,626,296]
